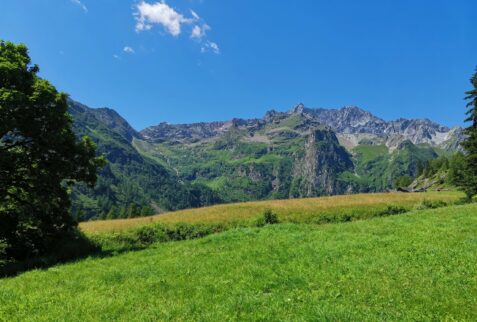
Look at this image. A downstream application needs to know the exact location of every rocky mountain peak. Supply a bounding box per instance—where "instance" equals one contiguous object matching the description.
[290,103,306,114]
[138,102,463,151]
[69,100,139,141]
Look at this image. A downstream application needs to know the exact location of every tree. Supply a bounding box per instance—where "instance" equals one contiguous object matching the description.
[447,152,466,187]
[127,203,139,218]
[460,67,477,198]
[0,40,105,261]
[393,175,413,189]
[140,205,155,217]
[106,207,118,220]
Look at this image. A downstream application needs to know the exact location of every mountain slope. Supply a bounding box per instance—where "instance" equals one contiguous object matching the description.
[136,109,355,202]
[138,104,461,201]
[68,101,463,216]
[69,100,220,219]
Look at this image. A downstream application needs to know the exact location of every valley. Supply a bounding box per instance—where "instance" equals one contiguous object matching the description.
[70,100,464,220]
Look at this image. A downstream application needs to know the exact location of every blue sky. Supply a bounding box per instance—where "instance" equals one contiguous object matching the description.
[1,0,476,129]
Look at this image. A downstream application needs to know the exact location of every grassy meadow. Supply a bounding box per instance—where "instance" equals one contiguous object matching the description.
[1,203,476,321]
[80,191,462,233]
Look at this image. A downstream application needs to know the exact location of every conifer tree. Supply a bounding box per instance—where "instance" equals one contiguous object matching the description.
[460,67,477,198]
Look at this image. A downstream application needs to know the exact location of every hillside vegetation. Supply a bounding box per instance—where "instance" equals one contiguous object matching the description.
[1,203,476,321]
[69,101,221,220]
[80,191,462,233]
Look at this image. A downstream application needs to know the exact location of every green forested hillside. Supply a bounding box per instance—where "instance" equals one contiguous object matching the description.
[69,101,220,220]
[134,125,353,202]
[343,141,443,191]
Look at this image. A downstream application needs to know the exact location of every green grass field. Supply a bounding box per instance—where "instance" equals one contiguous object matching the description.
[1,203,476,321]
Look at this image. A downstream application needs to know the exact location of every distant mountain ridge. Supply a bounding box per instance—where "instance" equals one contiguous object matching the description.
[69,100,464,219]
[140,103,464,152]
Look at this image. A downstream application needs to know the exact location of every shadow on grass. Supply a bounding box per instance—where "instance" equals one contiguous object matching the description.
[0,241,148,278]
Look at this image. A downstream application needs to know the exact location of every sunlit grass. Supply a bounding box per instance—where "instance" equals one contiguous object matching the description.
[2,203,476,321]
[80,191,463,233]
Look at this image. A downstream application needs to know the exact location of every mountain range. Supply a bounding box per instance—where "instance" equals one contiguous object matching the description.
[69,100,464,219]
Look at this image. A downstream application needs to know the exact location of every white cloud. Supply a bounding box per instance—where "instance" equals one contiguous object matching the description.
[134,1,220,54]
[71,0,88,13]
[191,24,210,40]
[135,1,193,36]
[190,10,200,20]
[113,54,120,59]
[201,41,220,54]
[123,46,135,54]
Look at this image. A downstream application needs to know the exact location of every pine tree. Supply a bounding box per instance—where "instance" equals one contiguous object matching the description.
[140,205,155,217]
[119,206,128,219]
[460,67,477,198]
[106,207,117,220]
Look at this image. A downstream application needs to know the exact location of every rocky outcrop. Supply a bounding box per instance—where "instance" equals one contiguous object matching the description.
[291,129,353,197]
[303,105,464,151]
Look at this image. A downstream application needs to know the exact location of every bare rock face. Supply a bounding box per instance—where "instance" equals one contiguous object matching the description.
[308,105,387,135]
[292,129,353,197]
[141,103,463,152]
[293,105,464,151]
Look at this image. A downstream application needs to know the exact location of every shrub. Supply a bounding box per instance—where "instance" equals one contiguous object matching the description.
[136,226,168,245]
[415,199,448,210]
[94,222,230,253]
[453,197,474,205]
[255,209,280,227]
[378,205,408,216]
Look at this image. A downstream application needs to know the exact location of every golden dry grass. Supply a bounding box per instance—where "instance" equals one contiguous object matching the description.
[80,191,463,234]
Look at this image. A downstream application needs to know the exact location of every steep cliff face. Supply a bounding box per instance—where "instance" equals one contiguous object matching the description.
[291,129,353,197]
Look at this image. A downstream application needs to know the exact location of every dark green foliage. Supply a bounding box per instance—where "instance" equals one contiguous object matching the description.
[255,209,280,227]
[459,67,477,198]
[394,176,413,188]
[308,204,410,225]
[420,155,450,178]
[140,205,155,216]
[94,222,229,252]
[380,205,408,216]
[447,153,467,187]
[0,40,105,262]
[0,240,7,268]
[411,153,467,190]
[416,199,448,210]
